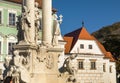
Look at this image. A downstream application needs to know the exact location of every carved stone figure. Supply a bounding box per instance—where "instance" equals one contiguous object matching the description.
[5,50,31,83]
[13,51,21,67]
[45,54,54,69]
[59,54,77,83]
[63,54,77,75]
[52,14,62,46]
[34,2,41,43]
[21,6,32,44]
[10,66,20,83]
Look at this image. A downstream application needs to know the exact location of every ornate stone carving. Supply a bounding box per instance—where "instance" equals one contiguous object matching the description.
[45,53,54,69]
[34,2,41,43]
[59,54,77,83]
[3,50,31,83]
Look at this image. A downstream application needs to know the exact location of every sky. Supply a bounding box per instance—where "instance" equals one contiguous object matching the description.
[52,0,120,35]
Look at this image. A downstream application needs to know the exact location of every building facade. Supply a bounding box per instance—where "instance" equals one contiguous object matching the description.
[0,1,21,78]
[63,27,116,83]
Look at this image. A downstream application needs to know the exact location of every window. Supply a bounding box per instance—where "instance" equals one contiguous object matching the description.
[88,45,92,49]
[91,61,96,69]
[7,36,17,55]
[80,44,84,49]
[109,66,112,73]
[9,12,16,26]
[78,61,84,69]
[103,63,106,72]
[0,41,1,54]
[8,42,16,55]
[0,11,2,24]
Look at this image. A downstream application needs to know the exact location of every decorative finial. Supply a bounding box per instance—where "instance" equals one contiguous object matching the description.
[82,21,84,27]
[59,14,63,24]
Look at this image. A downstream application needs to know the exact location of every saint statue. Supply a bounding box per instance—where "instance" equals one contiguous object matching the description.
[34,2,41,43]
[21,6,32,44]
[52,13,63,46]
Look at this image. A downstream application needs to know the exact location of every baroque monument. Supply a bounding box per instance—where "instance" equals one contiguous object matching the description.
[3,0,77,83]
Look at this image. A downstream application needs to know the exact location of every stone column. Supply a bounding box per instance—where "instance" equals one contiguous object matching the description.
[42,0,52,45]
[25,0,35,44]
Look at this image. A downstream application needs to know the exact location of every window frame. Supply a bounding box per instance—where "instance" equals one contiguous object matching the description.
[103,63,106,72]
[8,10,17,27]
[0,36,3,55]
[0,8,3,25]
[91,61,96,69]
[90,59,96,70]
[109,65,112,73]
[78,59,84,69]
[80,44,84,49]
[8,42,16,55]
[7,36,17,55]
[88,44,93,49]
[78,61,84,69]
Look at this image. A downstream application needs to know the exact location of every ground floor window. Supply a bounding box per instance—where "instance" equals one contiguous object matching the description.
[0,41,1,54]
[0,11,2,24]
[78,60,84,69]
[91,61,96,69]
[8,42,16,55]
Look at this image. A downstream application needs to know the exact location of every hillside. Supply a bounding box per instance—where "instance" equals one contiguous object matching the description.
[92,22,120,73]
[92,22,120,43]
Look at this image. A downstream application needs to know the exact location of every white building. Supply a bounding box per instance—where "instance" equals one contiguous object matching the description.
[63,27,116,83]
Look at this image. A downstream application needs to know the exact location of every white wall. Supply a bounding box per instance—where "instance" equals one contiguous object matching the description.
[71,39,103,55]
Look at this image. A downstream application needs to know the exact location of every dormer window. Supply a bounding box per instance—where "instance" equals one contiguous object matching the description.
[88,44,92,49]
[80,44,84,49]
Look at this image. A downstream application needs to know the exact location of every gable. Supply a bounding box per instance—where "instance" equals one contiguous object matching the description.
[64,27,115,62]
[70,39,103,54]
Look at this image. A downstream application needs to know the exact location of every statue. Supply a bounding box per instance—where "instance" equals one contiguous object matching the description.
[34,2,41,43]
[21,6,32,44]
[59,54,77,83]
[4,50,30,83]
[52,13,63,46]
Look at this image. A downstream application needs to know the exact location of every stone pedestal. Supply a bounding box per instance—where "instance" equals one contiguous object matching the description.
[29,46,64,83]
[13,44,67,83]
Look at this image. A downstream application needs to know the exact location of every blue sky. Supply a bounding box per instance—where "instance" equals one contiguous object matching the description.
[53,0,120,35]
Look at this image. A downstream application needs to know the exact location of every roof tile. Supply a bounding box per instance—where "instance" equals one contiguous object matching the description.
[64,27,115,61]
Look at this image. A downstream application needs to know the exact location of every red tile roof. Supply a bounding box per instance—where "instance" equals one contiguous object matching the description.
[63,37,73,53]
[64,27,115,62]
[5,0,57,12]
[64,27,94,53]
[5,0,42,7]
[5,0,41,5]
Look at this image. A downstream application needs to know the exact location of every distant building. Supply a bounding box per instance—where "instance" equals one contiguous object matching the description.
[0,1,21,79]
[63,27,116,83]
